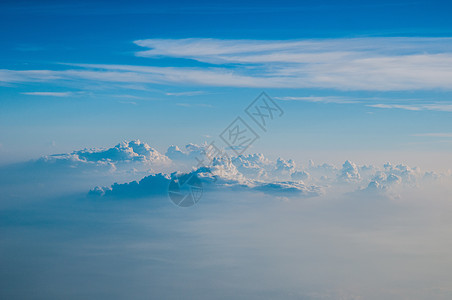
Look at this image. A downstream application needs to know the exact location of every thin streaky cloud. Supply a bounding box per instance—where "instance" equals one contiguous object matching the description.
[276,96,452,106]
[275,96,360,104]
[2,62,452,91]
[117,100,138,105]
[21,92,73,97]
[369,103,452,112]
[175,103,213,108]
[133,37,452,63]
[2,37,452,91]
[412,133,452,138]
[277,95,452,113]
[111,94,144,99]
[165,91,206,96]
[133,38,452,91]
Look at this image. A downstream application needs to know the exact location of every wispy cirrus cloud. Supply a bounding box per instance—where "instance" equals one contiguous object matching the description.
[165,91,206,96]
[133,37,452,91]
[276,95,452,113]
[2,37,452,91]
[21,91,73,97]
[368,103,452,112]
[133,37,452,63]
[175,102,212,108]
[275,96,360,104]
[0,66,278,87]
[412,133,452,138]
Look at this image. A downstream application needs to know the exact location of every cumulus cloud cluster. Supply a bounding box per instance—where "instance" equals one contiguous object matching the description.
[165,143,206,162]
[0,139,445,201]
[364,162,421,192]
[0,140,171,199]
[30,140,169,176]
[91,155,321,199]
[85,140,447,200]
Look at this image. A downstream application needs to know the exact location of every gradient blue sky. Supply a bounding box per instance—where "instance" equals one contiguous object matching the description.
[1,0,452,168]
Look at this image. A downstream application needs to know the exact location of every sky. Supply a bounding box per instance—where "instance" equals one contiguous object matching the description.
[1,0,452,170]
[2,1,452,299]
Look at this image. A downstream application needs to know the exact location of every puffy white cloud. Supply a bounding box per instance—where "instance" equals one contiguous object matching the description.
[275,157,296,173]
[91,169,322,199]
[231,153,271,180]
[74,140,168,163]
[165,143,206,161]
[383,162,420,183]
[361,163,426,195]
[89,173,171,198]
[90,154,323,199]
[365,172,402,191]
[38,140,169,170]
[338,160,361,182]
[50,142,448,198]
[0,140,171,199]
[208,156,248,183]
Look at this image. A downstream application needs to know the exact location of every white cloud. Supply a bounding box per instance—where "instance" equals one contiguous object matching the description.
[88,142,447,200]
[89,173,171,197]
[89,147,447,200]
[276,95,452,113]
[28,140,170,175]
[231,153,271,180]
[338,160,361,182]
[91,156,322,199]
[413,133,452,138]
[1,140,447,200]
[368,103,452,112]
[2,37,452,91]
[117,100,137,105]
[175,102,212,108]
[254,181,321,196]
[165,143,207,162]
[275,96,360,104]
[74,140,169,163]
[360,162,423,196]
[133,37,452,63]
[21,91,73,97]
[132,37,452,91]
[165,91,206,96]
[0,66,284,88]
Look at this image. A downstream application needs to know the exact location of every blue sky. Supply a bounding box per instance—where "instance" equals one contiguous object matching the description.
[3,3,452,299]
[1,0,452,168]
